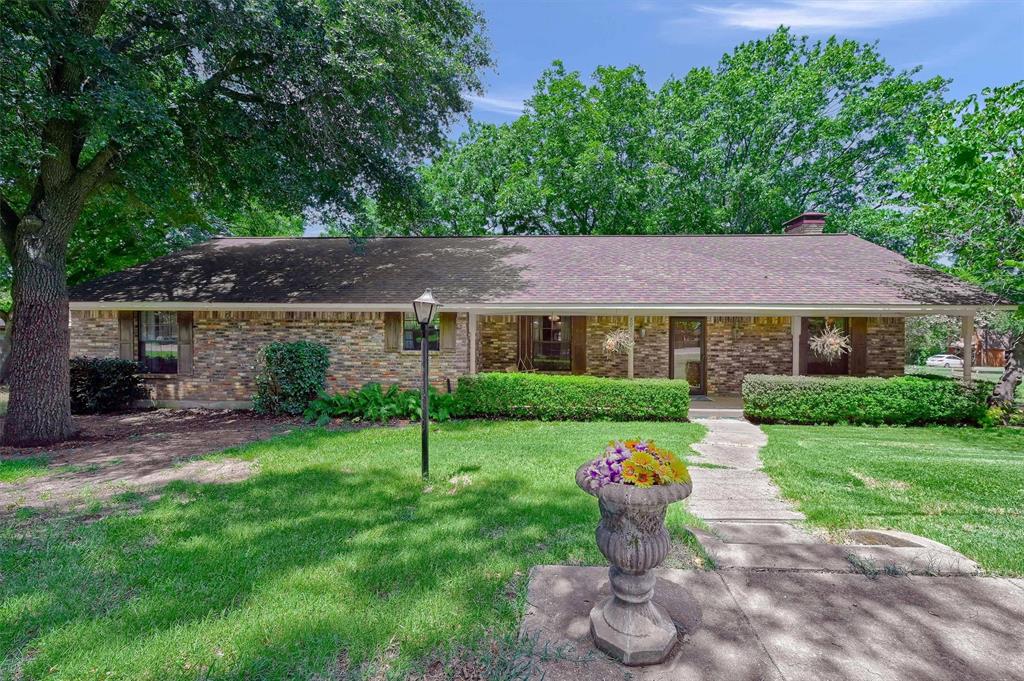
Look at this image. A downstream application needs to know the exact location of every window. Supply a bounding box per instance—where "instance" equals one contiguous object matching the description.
[530,315,572,372]
[403,313,439,351]
[138,311,178,373]
[804,316,849,376]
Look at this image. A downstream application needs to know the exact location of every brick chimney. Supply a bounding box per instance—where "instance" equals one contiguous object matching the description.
[783,212,826,235]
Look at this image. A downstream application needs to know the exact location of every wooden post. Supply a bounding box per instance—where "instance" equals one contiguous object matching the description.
[791,316,801,376]
[962,314,974,384]
[468,312,478,375]
[627,315,635,379]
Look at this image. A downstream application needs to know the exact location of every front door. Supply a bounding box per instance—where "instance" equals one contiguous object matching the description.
[669,317,706,394]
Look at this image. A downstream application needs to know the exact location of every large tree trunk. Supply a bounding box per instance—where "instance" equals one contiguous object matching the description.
[0,311,11,384]
[2,210,76,446]
[990,336,1023,409]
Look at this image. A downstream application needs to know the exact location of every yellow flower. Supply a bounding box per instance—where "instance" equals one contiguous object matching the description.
[632,469,655,487]
[629,451,657,471]
[667,455,691,485]
[621,459,640,484]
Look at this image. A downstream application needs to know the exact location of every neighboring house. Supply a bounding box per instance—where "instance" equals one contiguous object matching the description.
[68,213,1014,408]
[948,327,1015,368]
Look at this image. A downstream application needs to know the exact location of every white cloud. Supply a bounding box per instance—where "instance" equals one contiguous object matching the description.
[695,0,969,30]
[465,94,526,116]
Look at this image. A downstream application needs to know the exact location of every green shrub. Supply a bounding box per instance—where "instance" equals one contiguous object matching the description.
[69,357,148,414]
[741,374,991,426]
[303,382,456,425]
[454,372,690,421]
[253,341,330,415]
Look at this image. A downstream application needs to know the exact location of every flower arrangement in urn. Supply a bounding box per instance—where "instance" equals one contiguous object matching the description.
[576,440,693,666]
[581,439,691,491]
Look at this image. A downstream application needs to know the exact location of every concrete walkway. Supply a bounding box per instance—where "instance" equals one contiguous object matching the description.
[519,417,1016,679]
[685,418,978,575]
[522,565,1024,681]
[686,418,806,523]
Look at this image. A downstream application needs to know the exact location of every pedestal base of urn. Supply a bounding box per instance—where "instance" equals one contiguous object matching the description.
[589,595,677,666]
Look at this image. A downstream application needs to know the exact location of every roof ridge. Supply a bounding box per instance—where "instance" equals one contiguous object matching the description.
[213,233,854,240]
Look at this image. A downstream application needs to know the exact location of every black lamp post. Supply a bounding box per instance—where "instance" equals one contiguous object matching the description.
[413,288,441,480]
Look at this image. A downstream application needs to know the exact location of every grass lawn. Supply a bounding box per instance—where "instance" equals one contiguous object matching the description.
[0,419,704,681]
[760,425,1024,576]
[0,456,50,483]
[905,365,1023,400]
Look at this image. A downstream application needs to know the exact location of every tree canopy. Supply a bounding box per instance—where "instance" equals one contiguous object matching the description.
[894,81,1023,305]
[399,28,948,236]
[0,0,491,444]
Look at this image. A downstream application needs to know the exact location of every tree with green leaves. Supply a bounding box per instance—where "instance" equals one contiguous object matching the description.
[407,28,946,236]
[0,0,490,445]
[894,81,1023,409]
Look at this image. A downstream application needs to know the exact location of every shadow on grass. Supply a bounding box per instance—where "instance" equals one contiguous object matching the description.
[1,433,603,680]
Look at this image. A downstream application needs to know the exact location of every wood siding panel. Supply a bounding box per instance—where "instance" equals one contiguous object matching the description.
[571,316,587,375]
[118,311,135,360]
[517,315,531,370]
[439,312,456,352]
[177,311,194,376]
[384,312,402,351]
[849,317,868,375]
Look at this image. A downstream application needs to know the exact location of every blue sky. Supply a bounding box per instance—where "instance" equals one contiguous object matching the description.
[461,0,1024,131]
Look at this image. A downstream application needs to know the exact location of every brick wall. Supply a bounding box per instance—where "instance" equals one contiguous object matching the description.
[865,317,905,378]
[71,309,906,405]
[69,310,120,358]
[633,317,671,379]
[706,316,792,394]
[70,310,469,404]
[586,316,628,377]
[478,315,518,371]
[585,316,669,379]
[704,316,907,394]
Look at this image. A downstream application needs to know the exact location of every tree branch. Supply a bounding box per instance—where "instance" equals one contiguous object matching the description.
[72,141,120,197]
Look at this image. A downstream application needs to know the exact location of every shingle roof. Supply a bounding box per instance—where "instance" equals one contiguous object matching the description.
[68,234,1009,308]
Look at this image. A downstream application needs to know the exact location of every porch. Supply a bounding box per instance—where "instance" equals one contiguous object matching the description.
[462,311,944,394]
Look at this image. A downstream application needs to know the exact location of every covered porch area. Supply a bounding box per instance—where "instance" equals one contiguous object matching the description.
[459,305,985,396]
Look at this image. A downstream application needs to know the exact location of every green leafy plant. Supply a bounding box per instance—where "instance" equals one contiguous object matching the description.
[304,383,457,425]
[454,373,690,421]
[253,341,330,416]
[69,357,148,414]
[742,374,991,426]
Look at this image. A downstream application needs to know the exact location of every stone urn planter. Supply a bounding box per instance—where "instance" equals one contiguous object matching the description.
[576,462,693,666]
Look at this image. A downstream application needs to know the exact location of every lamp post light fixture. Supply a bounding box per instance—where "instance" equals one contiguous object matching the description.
[413,289,441,480]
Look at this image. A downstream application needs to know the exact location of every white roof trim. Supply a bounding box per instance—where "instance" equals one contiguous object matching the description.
[69,301,1017,316]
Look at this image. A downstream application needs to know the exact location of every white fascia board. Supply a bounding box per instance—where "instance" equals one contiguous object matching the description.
[68,301,1017,315]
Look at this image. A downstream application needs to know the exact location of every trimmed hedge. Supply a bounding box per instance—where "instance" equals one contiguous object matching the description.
[742,374,991,426]
[70,357,148,414]
[455,372,690,421]
[253,341,330,416]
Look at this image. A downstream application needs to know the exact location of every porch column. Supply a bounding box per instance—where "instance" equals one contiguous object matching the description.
[791,316,801,376]
[627,315,635,379]
[962,314,974,384]
[468,312,478,375]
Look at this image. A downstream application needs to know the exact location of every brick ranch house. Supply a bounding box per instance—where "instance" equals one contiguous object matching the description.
[68,213,1012,409]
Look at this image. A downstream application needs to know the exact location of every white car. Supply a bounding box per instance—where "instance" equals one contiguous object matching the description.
[925,354,964,368]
